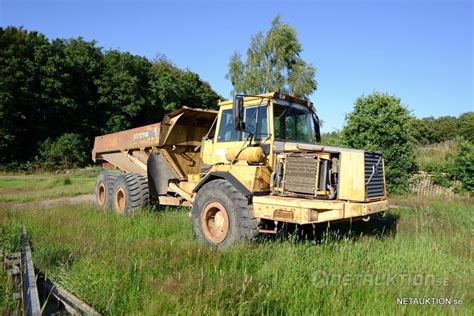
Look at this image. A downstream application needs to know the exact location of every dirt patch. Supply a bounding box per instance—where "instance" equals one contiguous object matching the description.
[0,186,31,195]
[0,194,95,211]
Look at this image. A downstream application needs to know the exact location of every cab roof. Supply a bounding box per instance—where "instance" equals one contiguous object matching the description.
[218,92,311,107]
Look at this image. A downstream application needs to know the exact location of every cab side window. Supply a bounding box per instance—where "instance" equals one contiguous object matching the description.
[245,106,268,141]
[217,109,242,142]
[217,106,269,142]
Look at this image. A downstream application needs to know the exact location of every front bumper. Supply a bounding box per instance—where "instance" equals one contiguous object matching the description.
[253,195,389,225]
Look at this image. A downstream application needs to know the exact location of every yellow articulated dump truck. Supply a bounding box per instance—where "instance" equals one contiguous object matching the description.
[92,92,389,247]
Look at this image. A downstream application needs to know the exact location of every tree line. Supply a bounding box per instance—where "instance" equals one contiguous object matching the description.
[411,113,474,144]
[0,26,221,169]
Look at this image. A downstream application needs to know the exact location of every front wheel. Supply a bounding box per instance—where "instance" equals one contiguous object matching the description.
[192,179,258,248]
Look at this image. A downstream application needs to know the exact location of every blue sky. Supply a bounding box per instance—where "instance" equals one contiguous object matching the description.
[1,0,472,132]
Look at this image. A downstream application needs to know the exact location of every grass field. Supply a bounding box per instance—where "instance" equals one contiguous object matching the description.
[0,170,98,203]
[1,195,472,314]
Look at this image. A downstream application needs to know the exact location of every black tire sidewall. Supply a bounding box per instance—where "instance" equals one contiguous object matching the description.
[112,175,132,215]
[111,173,149,215]
[192,180,248,248]
[95,171,119,209]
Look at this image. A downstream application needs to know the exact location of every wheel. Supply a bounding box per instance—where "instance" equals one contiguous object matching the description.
[95,171,120,209]
[192,179,258,247]
[112,173,149,215]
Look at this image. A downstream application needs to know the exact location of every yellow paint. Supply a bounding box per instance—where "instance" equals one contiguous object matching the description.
[179,181,198,195]
[253,195,388,224]
[338,151,366,201]
[209,164,271,192]
[225,146,264,163]
[188,173,200,183]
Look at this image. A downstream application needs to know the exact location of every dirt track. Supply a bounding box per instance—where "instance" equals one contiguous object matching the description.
[0,194,95,211]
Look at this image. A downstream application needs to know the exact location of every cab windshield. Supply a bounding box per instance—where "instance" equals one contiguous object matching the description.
[273,103,317,143]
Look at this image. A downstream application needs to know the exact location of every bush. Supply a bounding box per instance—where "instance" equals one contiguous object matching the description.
[342,92,416,193]
[451,141,474,193]
[40,133,89,170]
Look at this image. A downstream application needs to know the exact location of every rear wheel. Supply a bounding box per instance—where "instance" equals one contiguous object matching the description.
[112,173,149,215]
[192,179,258,247]
[95,171,120,209]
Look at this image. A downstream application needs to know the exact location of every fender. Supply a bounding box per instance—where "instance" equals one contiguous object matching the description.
[193,171,253,202]
[147,153,179,200]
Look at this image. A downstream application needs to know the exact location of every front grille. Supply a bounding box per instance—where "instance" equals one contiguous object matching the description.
[283,155,317,195]
[365,152,385,198]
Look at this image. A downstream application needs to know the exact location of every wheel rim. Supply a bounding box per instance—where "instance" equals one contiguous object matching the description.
[97,183,106,206]
[201,202,229,243]
[115,188,126,214]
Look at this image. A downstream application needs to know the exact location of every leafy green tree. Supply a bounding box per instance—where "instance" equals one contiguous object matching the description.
[0,27,54,163]
[451,141,474,192]
[432,116,458,142]
[40,133,89,169]
[457,112,474,143]
[0,27,104,164]
[226,16,317,98]
[320,131,344,147]
[411,117,436,145]
[342,92,416,192]
[150,56,221,117]
[96,50,154,133]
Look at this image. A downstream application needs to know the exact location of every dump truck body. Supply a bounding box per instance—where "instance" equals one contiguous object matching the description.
[92,122,161,176]
[92,92,389,246]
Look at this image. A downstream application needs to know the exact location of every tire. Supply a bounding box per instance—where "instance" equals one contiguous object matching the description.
[192,179,258,248]
[95,171,121,209]
[112,173,149,215]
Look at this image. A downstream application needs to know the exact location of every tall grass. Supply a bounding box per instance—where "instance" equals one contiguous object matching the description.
[1,198,472,314]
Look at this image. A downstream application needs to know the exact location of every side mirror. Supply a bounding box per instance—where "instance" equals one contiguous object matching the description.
[313,113,321,142]
[232,95,245,131]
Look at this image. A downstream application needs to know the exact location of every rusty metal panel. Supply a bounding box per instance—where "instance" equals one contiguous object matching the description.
[92,123,161,162]
[96,152,147,176]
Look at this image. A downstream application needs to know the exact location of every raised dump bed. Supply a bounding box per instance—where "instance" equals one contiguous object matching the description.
[92,107,217,176]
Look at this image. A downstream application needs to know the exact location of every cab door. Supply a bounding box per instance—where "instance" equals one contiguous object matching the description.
[206,105,269,165]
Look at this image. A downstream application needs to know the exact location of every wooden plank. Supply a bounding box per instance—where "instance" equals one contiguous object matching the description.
[21,226,41,316]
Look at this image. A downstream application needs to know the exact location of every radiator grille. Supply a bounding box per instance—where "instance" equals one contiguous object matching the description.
[365,152,385,198]
[283,155,317,195]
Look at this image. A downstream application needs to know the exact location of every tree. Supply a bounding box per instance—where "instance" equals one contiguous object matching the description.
[0,27,49,164]
[452,141,474,192]
[411,117,437,145]
[320,131,344,147]
[342,92,416,192]
[96,50,154,133]
[458,112,474,143]
[226,16,317,98]
[40,133,89,169]
[150,56,221,118]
